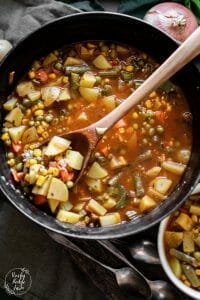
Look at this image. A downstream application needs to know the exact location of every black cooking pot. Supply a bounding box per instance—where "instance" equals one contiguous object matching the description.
[0,12,200,239]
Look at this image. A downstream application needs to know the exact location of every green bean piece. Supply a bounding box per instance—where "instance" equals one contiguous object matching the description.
[70,72,80,99]
[170,248,200,267]
[133,172,145,197]
[182,264,200,288]
[65,64,90,75]
[98,68,120,78]
[115,184,128,209]
[159,80,176,94]
[132,150,152,167]
[108,172,122,186]
[121,71,133,82]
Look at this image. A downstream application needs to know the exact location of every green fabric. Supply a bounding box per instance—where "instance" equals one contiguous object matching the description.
[60,0,200,23]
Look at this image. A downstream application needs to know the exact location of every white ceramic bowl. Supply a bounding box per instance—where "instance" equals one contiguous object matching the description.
[158,216,200,300]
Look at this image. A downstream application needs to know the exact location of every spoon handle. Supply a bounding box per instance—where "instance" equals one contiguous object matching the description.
[92,26,200,131]
[46,230,118,273]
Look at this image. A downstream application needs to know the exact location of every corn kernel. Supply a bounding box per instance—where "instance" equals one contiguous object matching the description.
[1,132,10,141]
[37,126,44,135]
[125,65,134,72]
[29,159,37,166]
[181,274,186,281]
[37,103,44,109]
[48,73,56,79]
[62,76,69,84]
[28,70,35,79]
[184,280,191,287]
[133,123,138,130]
[193,228,199,234]
[39,168,48,176]
[192,215,198,223]
[149,91,156,98]
[132,112,138,119]
[33,149,42,157]
[7,158,15,167]
[25,109,32,117]
[48,167,59,176]
[42,132,49,139]
[119,128,125,133]
[36,175,46,187]
[34,109,44,117]
[196,269,200,276]
[24,174,30,182]
[145,99,152,109]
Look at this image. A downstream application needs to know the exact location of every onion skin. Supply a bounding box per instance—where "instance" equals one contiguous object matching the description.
[0,39,12,61]
[144,2,198,42]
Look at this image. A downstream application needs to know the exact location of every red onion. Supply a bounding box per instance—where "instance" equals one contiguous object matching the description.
[144,2,198,42]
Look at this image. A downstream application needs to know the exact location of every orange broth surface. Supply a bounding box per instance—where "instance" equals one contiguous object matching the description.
[1,41,192,227]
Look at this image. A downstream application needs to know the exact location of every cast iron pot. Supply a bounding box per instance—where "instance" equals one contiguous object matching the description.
[0,12,200,239]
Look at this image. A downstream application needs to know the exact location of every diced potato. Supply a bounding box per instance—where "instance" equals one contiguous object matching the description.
[64,56,84,66]
[16,81,34,97]
[176,149,191,164]
[80,72,96,88]
[77,112,88,121]
[183,231,194,253]
[59,201,73,211]
[102,95,116,109]
[22,127,39,144]
[109,156,127,170]
[175,213,194,231]
[139,195,156,213]
[116,45,129,54]
[43,53,57,66]
[146,166,161,177]
[162,161,186,175]
[147,187,167,201]
[153,177,172,194]
[99,212,121,226]
[87,162,108,179]
[165,231,183,248]
[85,178,103,193]
[28,164,41,185]
[80,46,89,57]
[169,256,182,278]
[47,177,69,202]
[73,202,85,213]
[57,88,71,101]
[32,175,52,196]
[87,199,107,216]
[65,150,84,170]
[79,87,100,102]
[5,107,23,126]
[41,86,60,107]
[93,54,112,69]
[45,136,71,156]
[27,90,41,102]
[56,210,80,224]
[8,126,26,143]
[189,205,200,216]
[48,198,60,213]
[3,97,17,111]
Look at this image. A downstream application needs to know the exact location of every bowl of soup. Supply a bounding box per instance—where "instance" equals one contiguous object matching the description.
[0,12,200,239]
[158,192,200,299]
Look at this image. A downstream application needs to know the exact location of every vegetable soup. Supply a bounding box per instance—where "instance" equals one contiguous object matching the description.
[164,194,200,290]
[1,41,192,227]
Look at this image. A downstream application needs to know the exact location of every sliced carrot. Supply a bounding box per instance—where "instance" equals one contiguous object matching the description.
[60,169,74,182]
[35,69,48,83]
[154,111,167,123]
[33,195,47,205]
[12,142,22,153]
[114,118,127,128]
[126,126,134,134]
[11,169,24,182]
[99,146,109,157]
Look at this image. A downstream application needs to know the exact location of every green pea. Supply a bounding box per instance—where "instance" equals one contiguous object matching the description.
[5,140,11,146]
[148,127,155,136]
[54,62,63,71]
[22,98,32,107]
[16,162,23,171]
[7,152,14,159]
[29,120,34,126]
[45,114,53,123]
[35,115,44,121]
[156,125,164,134]
[152,135,160,143]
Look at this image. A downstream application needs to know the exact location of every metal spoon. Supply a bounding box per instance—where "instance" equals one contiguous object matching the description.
[98,240,182,300]
[47,230,151,299]
[53,27,200,183]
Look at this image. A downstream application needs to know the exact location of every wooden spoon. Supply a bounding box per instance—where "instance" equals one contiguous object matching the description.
[64,27,200,182]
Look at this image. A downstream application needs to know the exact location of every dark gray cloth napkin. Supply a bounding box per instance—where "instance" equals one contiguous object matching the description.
[0,1,104,299]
